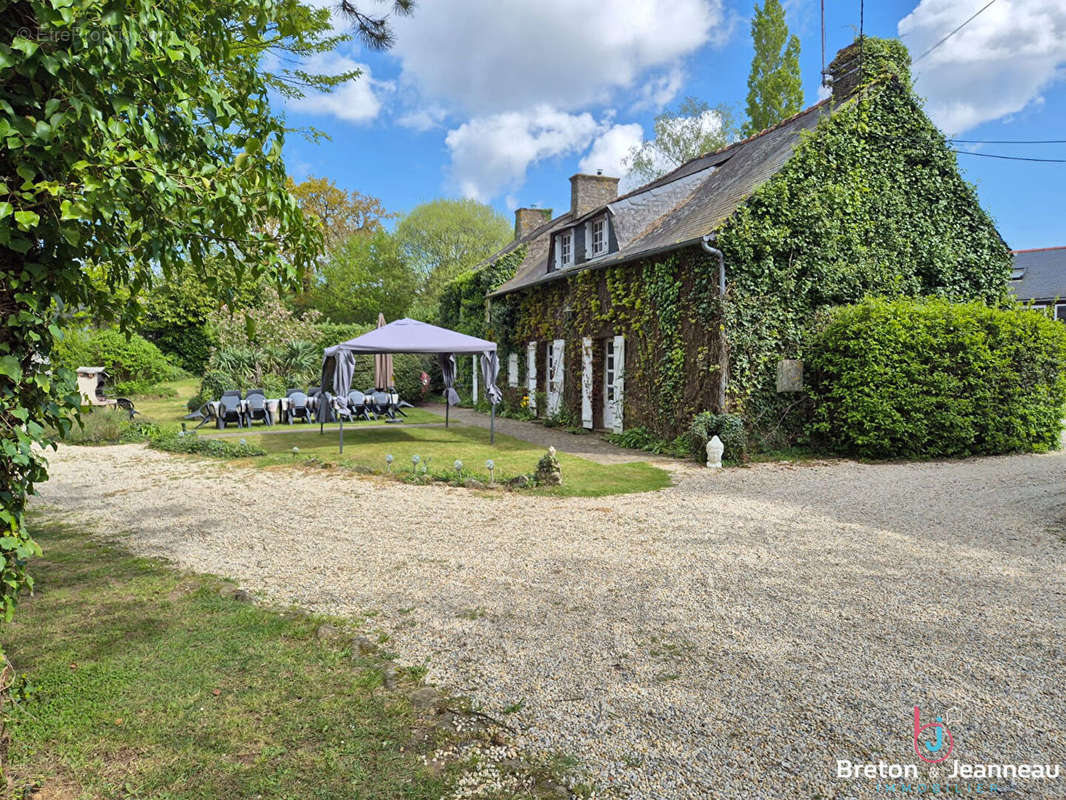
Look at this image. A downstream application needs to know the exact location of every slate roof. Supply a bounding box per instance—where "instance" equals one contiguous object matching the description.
[1010,247,1066,303]
[487,97,832,298]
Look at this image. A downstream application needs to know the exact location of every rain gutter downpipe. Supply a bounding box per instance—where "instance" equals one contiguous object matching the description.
[701,233,728,413]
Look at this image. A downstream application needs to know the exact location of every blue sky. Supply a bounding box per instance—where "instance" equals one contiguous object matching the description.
[278,0,1066,249]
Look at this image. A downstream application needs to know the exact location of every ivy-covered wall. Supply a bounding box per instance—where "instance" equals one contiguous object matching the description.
[715,74,1010,442]
[438,246,527,339]
[445,44,1012,442]
[494,249,723,434]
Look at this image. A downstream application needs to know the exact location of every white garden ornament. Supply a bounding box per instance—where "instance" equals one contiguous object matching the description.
[706,435,724,469]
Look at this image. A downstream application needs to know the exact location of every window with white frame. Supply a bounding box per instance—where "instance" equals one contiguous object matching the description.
[1056,303,1066,322]
[1031,304,1048,314]
[588,215,608,257]
[555,229,574,269]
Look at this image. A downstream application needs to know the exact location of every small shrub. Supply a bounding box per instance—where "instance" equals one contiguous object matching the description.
[149,431,266,458]
[57,409,129,445]
[806,298,1066,459]
[54,327,178,388]
[52,410,159,445]
[122,420,162,442]
[606,427,692,458]
[689,412,747,462]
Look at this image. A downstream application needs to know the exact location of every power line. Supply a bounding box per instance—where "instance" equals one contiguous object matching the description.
[952,150,1066,163]
[915,0,998,63]
[950,138,1066,145]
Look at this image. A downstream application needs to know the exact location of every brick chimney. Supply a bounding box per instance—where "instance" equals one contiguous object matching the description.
[826,41,863,102]
[514,207,552,240]
[569,172,619,218]
[826,37,912,103]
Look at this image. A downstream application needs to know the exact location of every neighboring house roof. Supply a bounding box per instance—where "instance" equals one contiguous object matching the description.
[1010,247,1066,303]
[487,98,832,298]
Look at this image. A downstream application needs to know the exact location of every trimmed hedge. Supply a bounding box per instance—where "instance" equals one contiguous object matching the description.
[806,298,1066,459]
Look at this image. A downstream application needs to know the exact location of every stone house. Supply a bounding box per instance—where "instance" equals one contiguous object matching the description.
[448,40,1011,440]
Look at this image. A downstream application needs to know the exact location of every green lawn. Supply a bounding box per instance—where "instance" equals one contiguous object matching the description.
[5,523,448,799]
[5,522,579,799]
[235,424,671,497]
[133,381,673,497]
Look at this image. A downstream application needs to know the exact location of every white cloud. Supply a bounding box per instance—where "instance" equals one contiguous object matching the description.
[397,105,449,132]
[899,0,1066,134]
[391,0,724,114]
[287,54,391,123]
[632,64,686,111]
[579,123,645,177]
[445,106,601,201]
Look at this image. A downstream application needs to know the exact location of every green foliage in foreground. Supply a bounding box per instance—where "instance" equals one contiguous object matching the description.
[806,298,1066,459]
[3,521,454,798]
[1,0,332,661]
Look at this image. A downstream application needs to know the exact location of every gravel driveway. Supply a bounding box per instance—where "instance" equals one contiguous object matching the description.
[32,444,1066,799]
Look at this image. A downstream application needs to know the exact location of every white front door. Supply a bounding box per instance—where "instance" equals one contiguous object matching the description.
[603,338,616,431]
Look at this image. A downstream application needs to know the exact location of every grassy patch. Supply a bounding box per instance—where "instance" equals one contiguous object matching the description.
[243,425,672,497]
[130,378,201,422]
[3,522,456,799]
[4,522,586,799]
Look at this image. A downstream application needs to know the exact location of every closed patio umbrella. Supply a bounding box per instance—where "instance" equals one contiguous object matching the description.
[374,313,394,389]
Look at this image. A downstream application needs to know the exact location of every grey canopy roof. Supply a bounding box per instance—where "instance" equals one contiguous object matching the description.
[324,318,497,356]
[321,318,501,410]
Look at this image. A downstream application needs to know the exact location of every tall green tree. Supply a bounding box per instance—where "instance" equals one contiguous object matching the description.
[296,230,417,324]
[627,98,737,182]
[743,0,803,136]
[139,259,265,373]
[0,0,406,674]
[394,199,512,318]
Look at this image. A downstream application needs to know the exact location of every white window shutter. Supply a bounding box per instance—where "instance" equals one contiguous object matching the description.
[527,341,537,413]
[471,354,478,404]
[507,353,518,387]
[612,335,625,433]
[548,339,565,415]
[581,337,593,429]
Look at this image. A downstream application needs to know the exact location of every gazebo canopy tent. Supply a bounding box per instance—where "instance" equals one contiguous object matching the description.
[320,318,502,451]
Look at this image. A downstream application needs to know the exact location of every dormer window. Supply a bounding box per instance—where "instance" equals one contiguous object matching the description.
[555,229,574,269]
[588,215,608,257]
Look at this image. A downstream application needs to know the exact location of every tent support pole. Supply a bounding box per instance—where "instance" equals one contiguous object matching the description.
[339,415,344,454]
[490,404,495,444]
[445,402,449,429]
